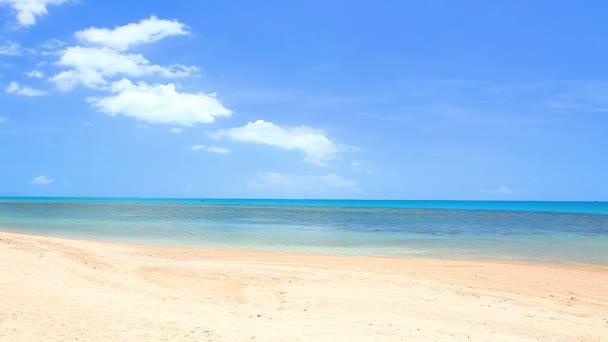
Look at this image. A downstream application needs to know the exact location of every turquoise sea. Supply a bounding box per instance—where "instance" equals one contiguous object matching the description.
[1,198,607,265]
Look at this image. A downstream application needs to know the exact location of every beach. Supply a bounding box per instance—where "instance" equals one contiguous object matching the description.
[1,231,607,341]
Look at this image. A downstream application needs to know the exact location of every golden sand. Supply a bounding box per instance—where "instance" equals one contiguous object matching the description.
[1,231,607,341]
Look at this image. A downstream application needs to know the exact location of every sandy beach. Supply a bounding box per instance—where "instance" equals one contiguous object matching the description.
[0,231,607,341]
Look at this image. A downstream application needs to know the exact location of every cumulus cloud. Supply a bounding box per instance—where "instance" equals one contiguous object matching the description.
[75,15,189,51]
[44,17,226,128]
[29,175,54,185]
[0,40,19,55]
[88,79,231,126]
[0,0,68,27]
[50,46,198,90]
[5,81,46,96]
[249,172,357,193]
[215,120,343,165]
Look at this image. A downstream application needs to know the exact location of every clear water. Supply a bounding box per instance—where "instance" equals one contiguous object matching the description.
[1,198,607,265]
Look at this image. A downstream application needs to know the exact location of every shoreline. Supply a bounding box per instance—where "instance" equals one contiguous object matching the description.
[3,228,605,268]
[2,227,607,269]
[1,231,608,340]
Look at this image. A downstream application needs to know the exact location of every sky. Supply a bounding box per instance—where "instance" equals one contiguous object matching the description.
[0,0,607,200]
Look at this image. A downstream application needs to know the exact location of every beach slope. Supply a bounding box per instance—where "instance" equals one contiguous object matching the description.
[1,231,607,341]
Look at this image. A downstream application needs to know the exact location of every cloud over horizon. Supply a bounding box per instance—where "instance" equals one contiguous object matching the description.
[216,120,343,165]
[249,172,357,196]
[480,186,527,195]
[29,175,54,185]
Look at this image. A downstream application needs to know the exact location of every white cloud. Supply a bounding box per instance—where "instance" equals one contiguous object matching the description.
[191,144,231,154]
[0,0,68,27]
[215,120,343,165]
[5,81,46,96]
[0,116,7,123]
[88,78,231,126]
[26,69,44,78]
[249,172,357,192]
[0,40,19,55]
[29,175,54,185]
[75,15,189,51]
[169,127,183,134]
[50,46,198,90]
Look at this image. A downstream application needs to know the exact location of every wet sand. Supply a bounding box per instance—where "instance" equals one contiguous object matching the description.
[1,231,607,341]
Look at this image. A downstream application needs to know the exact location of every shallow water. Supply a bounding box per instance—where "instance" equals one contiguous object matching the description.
[1,198,607,265]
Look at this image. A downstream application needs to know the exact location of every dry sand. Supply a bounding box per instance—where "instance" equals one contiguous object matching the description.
[0,231,607,341]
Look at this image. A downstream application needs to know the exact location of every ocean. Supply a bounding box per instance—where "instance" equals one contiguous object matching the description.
[1,198,607,265]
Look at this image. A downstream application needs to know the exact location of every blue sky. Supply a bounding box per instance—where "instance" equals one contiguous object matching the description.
[0,0,606,200]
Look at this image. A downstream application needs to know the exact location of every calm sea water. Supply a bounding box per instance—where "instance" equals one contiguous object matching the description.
[1,198,607,265]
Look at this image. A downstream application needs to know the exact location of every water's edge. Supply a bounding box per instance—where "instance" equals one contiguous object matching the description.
[3,227,606,269]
